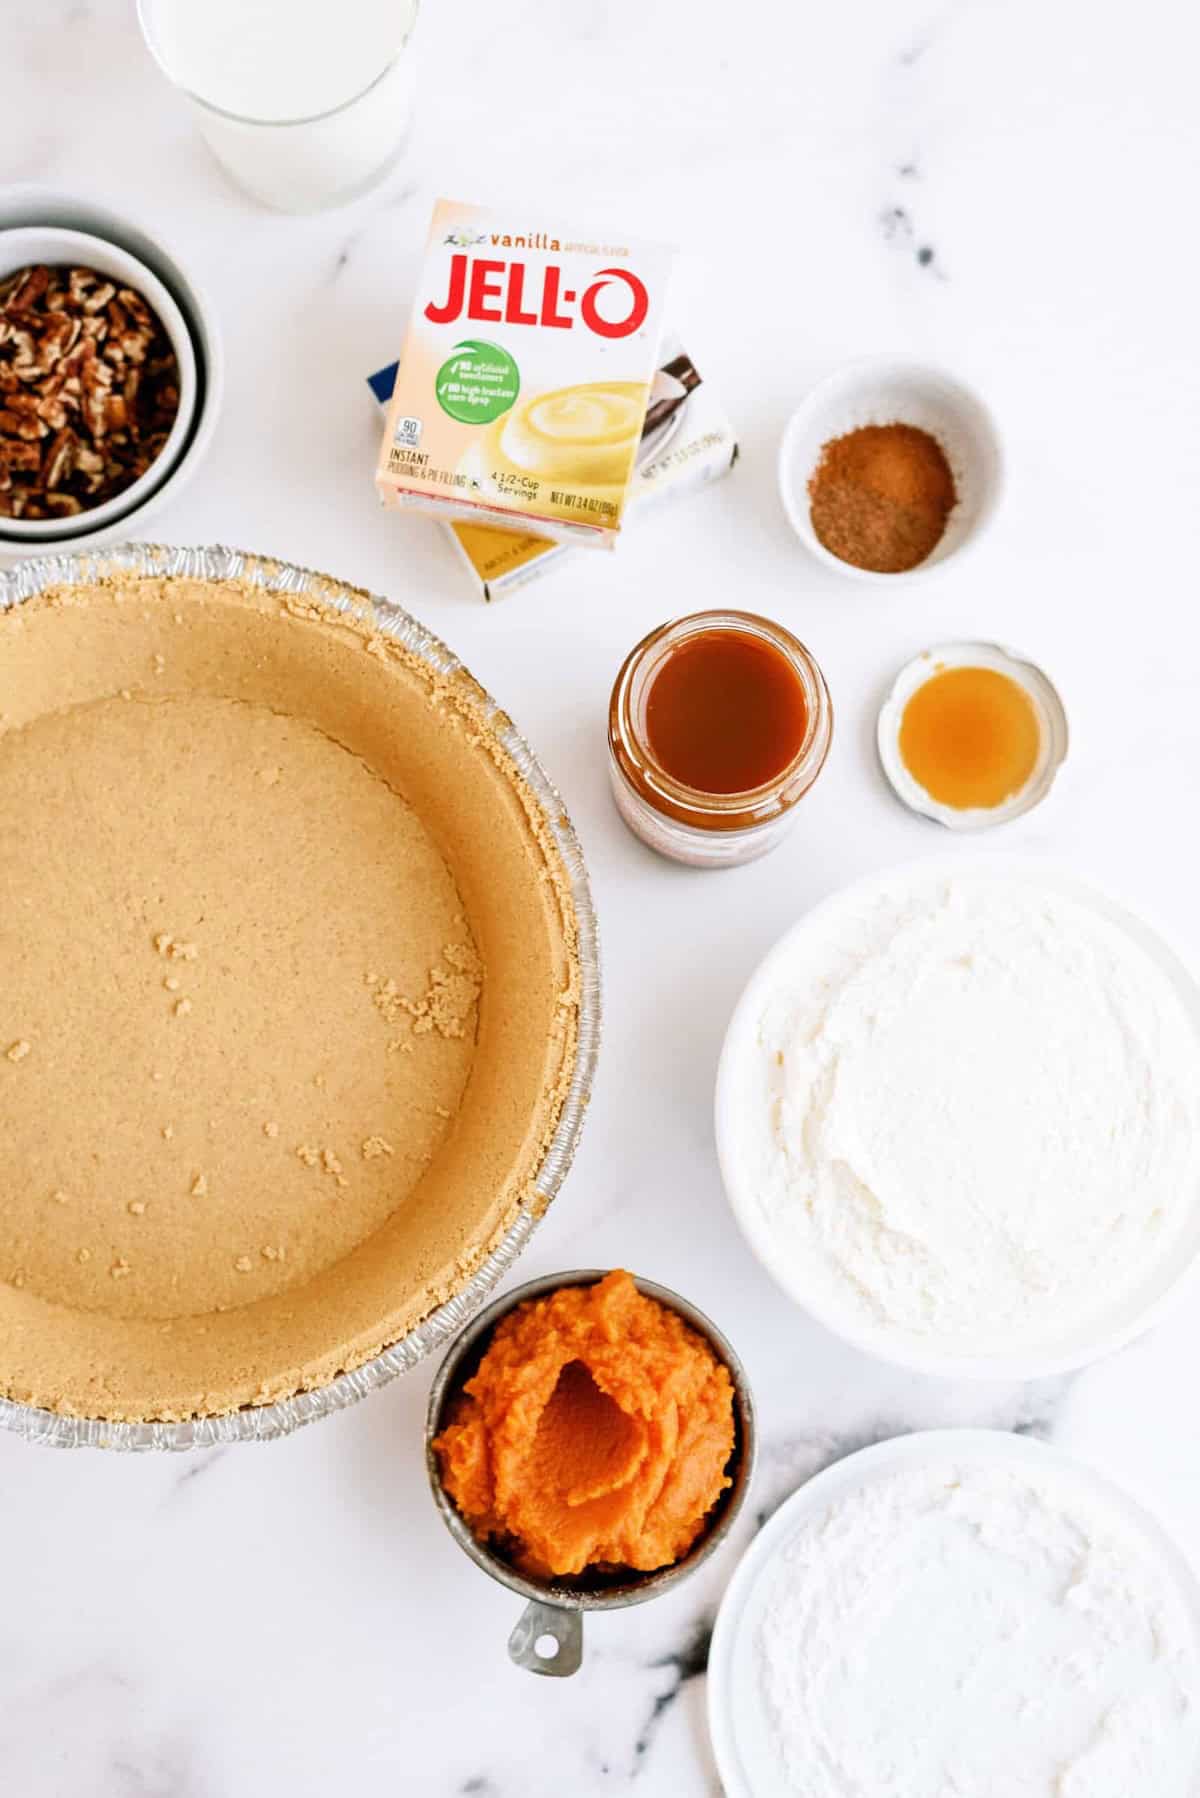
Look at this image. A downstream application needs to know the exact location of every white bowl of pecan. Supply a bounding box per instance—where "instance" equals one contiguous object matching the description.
[0,226,197,538]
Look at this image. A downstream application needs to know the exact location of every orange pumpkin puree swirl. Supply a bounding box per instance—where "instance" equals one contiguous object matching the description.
[433,1270,736,1578]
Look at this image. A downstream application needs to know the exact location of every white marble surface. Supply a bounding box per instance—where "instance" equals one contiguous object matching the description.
[5,2,1200,1792]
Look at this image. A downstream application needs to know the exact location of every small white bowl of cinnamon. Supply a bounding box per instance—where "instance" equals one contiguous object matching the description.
[778,356,1005,583]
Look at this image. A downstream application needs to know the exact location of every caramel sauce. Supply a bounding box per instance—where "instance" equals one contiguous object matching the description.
[899,665,1040,810]
[644,629,810,795]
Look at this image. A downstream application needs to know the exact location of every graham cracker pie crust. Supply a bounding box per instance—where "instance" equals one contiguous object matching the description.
[0,567,582,1424]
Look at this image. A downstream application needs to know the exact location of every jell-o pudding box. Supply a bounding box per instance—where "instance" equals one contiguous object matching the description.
[376,199,674,548]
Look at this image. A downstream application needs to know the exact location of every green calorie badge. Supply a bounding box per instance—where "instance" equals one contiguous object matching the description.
[435,339,520,424]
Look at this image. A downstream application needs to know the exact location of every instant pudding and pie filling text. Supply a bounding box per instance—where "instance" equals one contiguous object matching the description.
[376,201,674,546]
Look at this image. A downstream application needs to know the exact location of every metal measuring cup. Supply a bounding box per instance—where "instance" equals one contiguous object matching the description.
[425,1268,756,1677]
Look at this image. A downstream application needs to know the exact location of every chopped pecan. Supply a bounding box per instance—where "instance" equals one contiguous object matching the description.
[7,265,50,310]
[6,328,37,377]
[41,427,77,489]
[118,286,154,328]
[1,405,44,443]
[36,311,81,368]
[34,386,72,430]
[0,261,179,521]
[0,438,41,472]
[68,268,116,313]
[79,342,113,440]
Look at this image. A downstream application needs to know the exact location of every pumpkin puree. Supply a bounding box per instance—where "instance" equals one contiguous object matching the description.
[434,1270,736,1578]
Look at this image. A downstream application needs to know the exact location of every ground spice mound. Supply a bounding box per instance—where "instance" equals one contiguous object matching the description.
[433,1270,736,1578]
[808,422,957,573]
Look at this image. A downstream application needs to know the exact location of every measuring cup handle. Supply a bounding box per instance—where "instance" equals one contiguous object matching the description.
[507,1600,583,1677]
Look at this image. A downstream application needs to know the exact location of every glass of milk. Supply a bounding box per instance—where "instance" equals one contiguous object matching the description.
[137,0,419,213]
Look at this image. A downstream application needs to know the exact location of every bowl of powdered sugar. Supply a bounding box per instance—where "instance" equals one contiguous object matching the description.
[715,857,1200,1377]
[707,1429,1200,1797]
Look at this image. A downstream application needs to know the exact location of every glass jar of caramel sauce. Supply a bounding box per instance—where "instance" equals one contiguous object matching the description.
[607,610,833,867]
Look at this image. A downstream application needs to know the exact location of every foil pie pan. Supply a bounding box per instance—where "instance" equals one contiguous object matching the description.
[0,541,601,1451]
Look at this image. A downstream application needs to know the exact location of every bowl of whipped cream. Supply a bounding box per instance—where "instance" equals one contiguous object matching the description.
[715,856,1200,1378]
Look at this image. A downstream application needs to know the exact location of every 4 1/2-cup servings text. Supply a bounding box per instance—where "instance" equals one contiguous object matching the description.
[377,200,673,546]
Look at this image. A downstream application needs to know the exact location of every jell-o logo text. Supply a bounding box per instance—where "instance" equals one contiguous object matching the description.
[425,255,650,339]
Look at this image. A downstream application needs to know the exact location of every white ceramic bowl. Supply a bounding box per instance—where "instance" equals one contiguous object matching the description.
[778,356,1004,583]
[714,855,1200,1380]
[0,189,222,553]
[708,1429,1200,1798]
[0,226,197,539]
